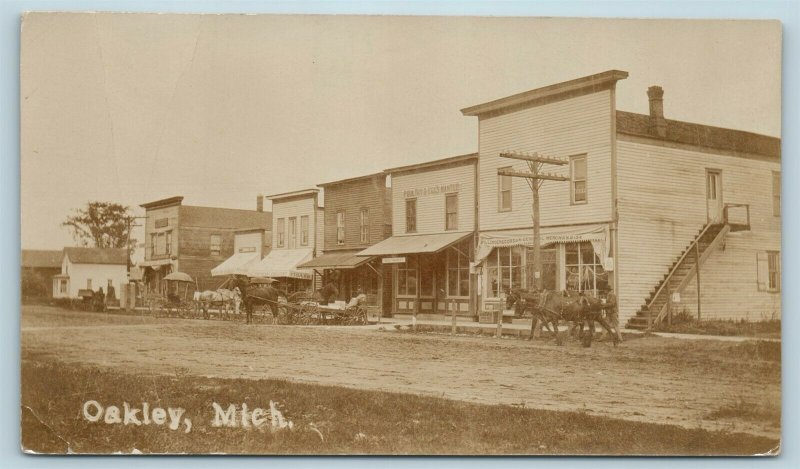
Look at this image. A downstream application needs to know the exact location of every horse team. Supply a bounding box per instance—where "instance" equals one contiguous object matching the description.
[505,288,623,347]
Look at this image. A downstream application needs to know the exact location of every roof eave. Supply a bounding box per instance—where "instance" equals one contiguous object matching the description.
[460,70,629,117]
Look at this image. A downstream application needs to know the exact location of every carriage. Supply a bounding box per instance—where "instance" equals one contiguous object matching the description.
[145,272,198,318]
[71,288,106,312]
[245,280,369,325]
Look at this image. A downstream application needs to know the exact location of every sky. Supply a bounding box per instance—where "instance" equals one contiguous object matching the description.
[20,14,781,251]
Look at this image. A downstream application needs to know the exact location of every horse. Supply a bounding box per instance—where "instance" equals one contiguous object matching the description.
[538,290,620,347]
[505,288,557,337]
[506,289,619,347]
[245,285,288,324]
[197,289,236,319]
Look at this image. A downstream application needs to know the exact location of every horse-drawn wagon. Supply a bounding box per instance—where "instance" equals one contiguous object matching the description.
[145,272,198,318]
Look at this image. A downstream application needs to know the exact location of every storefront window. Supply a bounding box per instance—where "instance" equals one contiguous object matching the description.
[565,241,607,294]
[447,240,471,297]
[487,246,524,297]
[397,258,418,296]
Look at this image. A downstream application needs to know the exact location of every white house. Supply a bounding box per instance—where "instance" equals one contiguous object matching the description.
[52,247,129,300]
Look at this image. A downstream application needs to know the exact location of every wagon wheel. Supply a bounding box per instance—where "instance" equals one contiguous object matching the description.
[299,303,318,325]
[353,306,368,325]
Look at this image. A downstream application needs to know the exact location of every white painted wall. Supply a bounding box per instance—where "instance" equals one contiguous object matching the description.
[616,138,781,323]
[391,163,476,236]
[52,255,128,299]
[477,90,614,231]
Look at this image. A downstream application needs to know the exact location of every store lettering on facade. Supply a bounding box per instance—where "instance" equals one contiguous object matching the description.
[403,183,461,199]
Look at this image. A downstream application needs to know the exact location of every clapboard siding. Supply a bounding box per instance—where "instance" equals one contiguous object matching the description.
[392,162,476,236]
[616,138,781,324]
[323,175,389,250]
[271,197,318,251]
[478,91,613,231]
[677,231,781,320]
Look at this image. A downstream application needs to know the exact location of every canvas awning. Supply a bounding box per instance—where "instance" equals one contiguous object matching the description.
[297,251,373,270]
[211,252,260,277]
[246,248,314,280]
[475,224,612,269]
[357,231,473,257]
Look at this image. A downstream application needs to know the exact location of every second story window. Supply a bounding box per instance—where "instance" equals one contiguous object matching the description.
[165,231,172,255]
[405,199,417,233]
[337,211,345,245]
[773,171,781,217]
[445,194,458,231]
[277,218,285,248]
[498,167,512,211]
[210,234,221,256]
[300,215,309,246]
[571,155,588,204]
[288,217,297,249]
[360,208,369,243]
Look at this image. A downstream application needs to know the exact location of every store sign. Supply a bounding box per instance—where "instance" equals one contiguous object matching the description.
[155,218,169,228]
[382,257,406,264]
[403,183,460,198]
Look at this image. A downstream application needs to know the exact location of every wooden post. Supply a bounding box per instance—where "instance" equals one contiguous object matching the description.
[667,288,672,327]
[450,299,457,335]
[496,301,503,338]
[531,182,542,291]
[695,243,701,321]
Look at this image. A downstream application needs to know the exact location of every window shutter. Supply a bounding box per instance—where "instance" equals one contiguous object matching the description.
[756,251,768,291]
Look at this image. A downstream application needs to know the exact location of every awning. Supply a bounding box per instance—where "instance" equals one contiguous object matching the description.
[297,251,373,270]
[357,231,473,257]
[475,223,611,268]
[246,248,314,280]
[211,252,260,277]
[138,258,174,268]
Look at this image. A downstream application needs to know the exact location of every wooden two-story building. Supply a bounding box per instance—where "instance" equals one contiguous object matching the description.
[460,70,780,327]
[299,172,392,310]
[359,154,478,317]
[139,196,272,293]
[247,189,323,293]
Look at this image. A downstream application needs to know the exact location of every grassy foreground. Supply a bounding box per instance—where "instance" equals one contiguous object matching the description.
[21,357,778,455]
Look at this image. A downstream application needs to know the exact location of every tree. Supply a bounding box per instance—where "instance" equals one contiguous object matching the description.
[62,201,136,252]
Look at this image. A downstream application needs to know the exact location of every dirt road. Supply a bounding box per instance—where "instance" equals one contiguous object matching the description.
[21,306,781,439]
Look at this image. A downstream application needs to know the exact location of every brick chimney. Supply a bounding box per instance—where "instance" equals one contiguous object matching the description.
[256,194,264,212]
[647,86,667,138]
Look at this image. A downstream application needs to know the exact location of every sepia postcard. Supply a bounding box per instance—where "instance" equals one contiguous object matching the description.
[20,13,782,455]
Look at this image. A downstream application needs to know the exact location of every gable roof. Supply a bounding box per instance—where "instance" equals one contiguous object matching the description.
[384,153,478,176]
[21,250,63,268]
[63,247,129,265]
[616,111,780,161]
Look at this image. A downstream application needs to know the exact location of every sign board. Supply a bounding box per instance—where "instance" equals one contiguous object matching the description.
[671,292,681,303]
[382,257,406,264]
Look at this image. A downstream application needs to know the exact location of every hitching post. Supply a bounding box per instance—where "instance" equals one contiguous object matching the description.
[450,299,457,335]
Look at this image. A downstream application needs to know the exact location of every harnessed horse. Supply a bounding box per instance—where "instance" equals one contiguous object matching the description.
[506,289,619,347]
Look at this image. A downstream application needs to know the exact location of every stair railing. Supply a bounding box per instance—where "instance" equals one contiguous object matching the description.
[644,223,715,327]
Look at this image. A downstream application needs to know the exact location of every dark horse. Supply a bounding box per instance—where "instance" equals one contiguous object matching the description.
[243,284,288,324]
[506,289,619,347]
[315,282,339,305]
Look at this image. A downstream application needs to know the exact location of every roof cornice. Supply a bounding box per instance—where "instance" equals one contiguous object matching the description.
[460,70,629,118]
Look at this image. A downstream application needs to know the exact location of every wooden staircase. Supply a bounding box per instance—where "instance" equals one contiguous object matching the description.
[626,223,730,330]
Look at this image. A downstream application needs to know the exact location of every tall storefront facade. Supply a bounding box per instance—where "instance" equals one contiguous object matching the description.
[299,172,392,310]
[460,71,626,313]
[359,154,478,317]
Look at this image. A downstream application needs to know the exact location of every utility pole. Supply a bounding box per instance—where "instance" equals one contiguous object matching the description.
[498,151,569,291]
[125,215,146,273]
